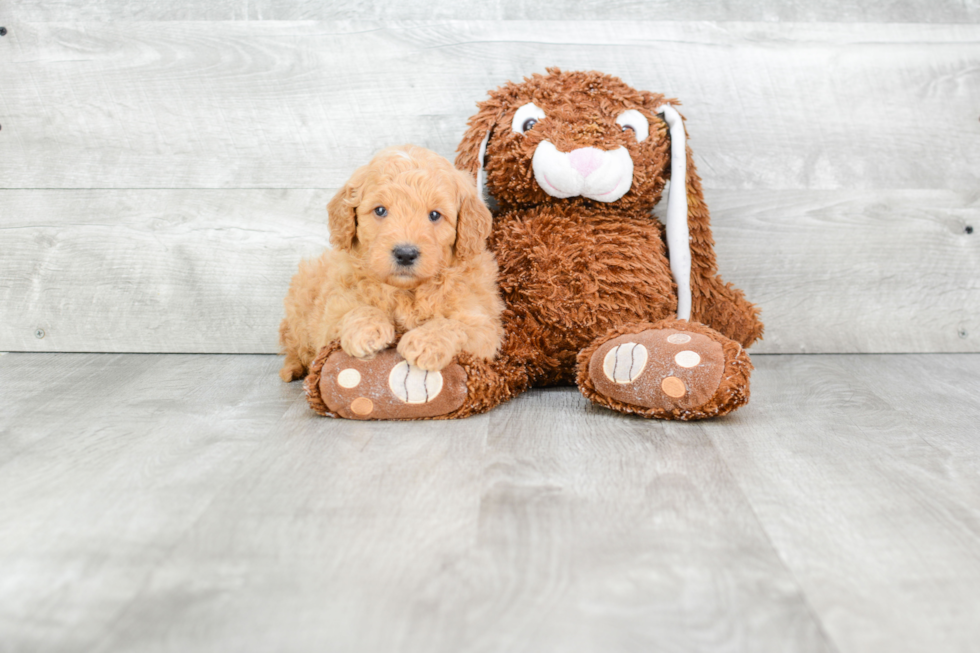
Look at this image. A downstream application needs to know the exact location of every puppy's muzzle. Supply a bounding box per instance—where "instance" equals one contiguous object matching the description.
[392,244,420,268]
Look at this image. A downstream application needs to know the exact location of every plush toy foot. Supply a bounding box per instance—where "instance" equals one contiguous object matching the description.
[577,320,753,420]
[304,345,468,420]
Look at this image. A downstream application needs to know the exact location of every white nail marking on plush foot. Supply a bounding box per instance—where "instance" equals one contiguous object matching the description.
[667,333,691,344]
[603,342,648,384]
[389,361,444,404]
[337,368,361,388]
[674,350,701,368]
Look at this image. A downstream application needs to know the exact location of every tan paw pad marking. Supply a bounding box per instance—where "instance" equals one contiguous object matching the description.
[337,368,361,388]
[602,342,648,384]
[350,397,373,415]
[674,350,701,368]
[388,361,444,404]
[661,376,687,398]
[666,333,691,344]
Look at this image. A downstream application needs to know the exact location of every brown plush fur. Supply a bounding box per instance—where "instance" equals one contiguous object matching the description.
[279,145,504,382]
[449,68,761,418]
[456,68,763,353]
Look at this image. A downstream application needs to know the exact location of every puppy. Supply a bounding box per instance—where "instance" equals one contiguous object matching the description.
[279,145,504,383]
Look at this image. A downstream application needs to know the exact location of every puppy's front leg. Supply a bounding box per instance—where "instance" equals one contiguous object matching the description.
[340,306,396,359]
[398,318,467,371]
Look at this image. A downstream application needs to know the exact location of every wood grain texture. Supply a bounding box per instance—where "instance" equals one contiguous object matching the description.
[704,189,980,354]
[0,353,299,653]
[703,353,980,652]
[2,352,979,651]
[1,21,978,190]
[0,189,331,353]
[2,188,977,354]
[6,0,980,23]
[0,352,835,653]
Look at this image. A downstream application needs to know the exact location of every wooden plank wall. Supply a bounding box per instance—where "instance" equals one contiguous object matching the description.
[1,2,979,354]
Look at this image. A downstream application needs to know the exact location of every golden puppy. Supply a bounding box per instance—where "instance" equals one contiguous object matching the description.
[279,145,504,383]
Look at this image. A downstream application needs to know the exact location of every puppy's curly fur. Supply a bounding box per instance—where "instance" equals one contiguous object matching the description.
[279,145,504,382]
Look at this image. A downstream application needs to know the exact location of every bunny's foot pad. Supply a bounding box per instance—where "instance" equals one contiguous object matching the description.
[305,345,467,420]
[577,320,753,421]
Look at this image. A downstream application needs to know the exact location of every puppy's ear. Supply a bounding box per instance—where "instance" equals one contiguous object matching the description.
[452,169,493,261]
[327,165,368,252]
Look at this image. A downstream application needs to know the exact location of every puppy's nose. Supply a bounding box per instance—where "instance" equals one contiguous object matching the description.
[392,244,420,267]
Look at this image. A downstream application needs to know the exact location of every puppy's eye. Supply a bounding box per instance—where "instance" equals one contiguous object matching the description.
[615,109,650,142]
[428,211,442,222]
[512,102,546,135]
[374,206,387,217]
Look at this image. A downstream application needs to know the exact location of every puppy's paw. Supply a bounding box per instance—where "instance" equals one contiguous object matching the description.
[398,328,459,371]
[341,321,395,359]
[279,358,305,382]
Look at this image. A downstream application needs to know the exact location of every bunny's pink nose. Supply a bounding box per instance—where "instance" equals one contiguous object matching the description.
[568,147,603,178]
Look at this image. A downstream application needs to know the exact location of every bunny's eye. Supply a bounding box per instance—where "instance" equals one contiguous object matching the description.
[512,103,546,135]
[374,206,387,217]
[615,110,650,142]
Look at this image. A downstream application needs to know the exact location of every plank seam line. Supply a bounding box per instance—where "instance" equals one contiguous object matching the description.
[699,421,845,653]
[81,359,301,650]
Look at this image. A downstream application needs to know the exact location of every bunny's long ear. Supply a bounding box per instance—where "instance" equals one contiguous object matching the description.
[475,132,491,202]
[657,105,733,330]
[456,96,506,200]
[656,104,692,321]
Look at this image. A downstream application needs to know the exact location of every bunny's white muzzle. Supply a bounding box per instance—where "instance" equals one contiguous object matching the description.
[531,142,633,202]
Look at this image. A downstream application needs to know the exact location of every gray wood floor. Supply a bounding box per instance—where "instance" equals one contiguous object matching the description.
[1,352,978,652]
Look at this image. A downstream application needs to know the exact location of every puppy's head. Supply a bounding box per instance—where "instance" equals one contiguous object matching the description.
[328,145,491,288]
